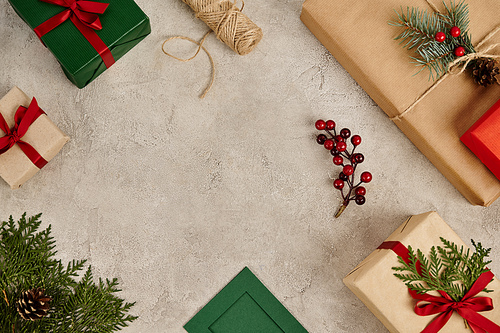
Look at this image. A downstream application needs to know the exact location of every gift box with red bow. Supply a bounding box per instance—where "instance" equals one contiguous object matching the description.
[343,212,500,332]
[461,99,500,182]
[0,87,69,188]
[8,0,151,88]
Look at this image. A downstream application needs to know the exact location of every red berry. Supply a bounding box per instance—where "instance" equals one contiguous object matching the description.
[333,155,343,165]
[340,128,351,139]
[450,26,461,37]
[315,120,326,130]
[316,134,327,144]
[355,195,366,205]
[326,120,335,130]
[324,139,334,150]
[336,141,347,152]
[343,165,354,176]
[360,171,372,183]
[454,46,465,57]
[335,135,344,143]
[435,31,446,42]
[339,172,348,181]
[355,186,366,196]
[351,135,361,146]
[333,179,344,189]
[354,153,364,164]
[330,147,339,156]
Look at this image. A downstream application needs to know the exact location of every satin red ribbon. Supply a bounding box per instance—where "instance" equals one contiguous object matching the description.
[378,241,500,333]
[0,98,48,169]
[33,0,115,68]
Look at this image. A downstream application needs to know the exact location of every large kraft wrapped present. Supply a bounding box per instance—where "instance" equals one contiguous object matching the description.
[0,87,69,188]
[343,211,500,332]
[301,0,500,206]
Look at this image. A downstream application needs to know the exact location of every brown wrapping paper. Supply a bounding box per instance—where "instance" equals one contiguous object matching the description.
[0,87,69,189]
[343,211,500,333]
[301,0,500,206]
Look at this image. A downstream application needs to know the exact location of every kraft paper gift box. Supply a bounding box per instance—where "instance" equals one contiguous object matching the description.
[0,87,69,189]
[461,98,500,182]
[8,0,151,88]
[301,0,500,206]
[343,211,500,333]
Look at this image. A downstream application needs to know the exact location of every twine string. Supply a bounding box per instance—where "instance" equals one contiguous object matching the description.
[424,0,440,13]
[448,26,500,75]
[162,0,262,98]
[162,32,215,99]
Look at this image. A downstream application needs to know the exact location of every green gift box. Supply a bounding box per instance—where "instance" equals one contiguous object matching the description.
[8,0,151,88]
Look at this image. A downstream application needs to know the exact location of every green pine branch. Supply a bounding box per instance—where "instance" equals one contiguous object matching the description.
[390,1,476,80]
[440,1,470,32]
[0,213,137,333]
[392,237,493,302]
[389,6,444,50]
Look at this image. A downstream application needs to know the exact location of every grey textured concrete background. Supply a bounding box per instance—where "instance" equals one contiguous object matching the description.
[1,0,500,332]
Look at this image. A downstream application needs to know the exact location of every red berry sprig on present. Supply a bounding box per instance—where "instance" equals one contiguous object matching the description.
[389,1,500,84]
[315,119,372,218]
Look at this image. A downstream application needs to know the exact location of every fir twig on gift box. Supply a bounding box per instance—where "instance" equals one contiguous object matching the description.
[301,0,500,206]
[0,87,69,189]
[343,212,500,333]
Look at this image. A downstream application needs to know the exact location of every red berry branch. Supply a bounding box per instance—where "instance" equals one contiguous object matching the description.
[315,119,372,218]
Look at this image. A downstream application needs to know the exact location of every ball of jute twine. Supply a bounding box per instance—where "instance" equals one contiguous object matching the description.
[184,0,262,55]
[162,0,263,98]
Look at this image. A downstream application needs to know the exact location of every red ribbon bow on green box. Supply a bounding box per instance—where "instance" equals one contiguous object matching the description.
[379,241,500,333]
[0,98,48,169]
[34,0,115,68]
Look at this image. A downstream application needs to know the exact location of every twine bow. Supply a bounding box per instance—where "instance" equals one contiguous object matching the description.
[448,26,500,77]
[34,0,115,68]
[378,241,500,333]
[0,98,48,169]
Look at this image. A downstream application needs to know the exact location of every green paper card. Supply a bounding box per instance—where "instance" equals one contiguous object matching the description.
[184,267,308,333]
[8,0,151,88]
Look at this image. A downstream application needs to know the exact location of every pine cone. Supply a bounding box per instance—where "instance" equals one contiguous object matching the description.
[16,288,52,321]
[471,58,500,87]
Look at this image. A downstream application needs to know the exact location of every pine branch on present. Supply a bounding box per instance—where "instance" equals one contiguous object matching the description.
[390,1,476,80]
[413,41,456,80]
[389,6,444,50]
[392,238,493,302]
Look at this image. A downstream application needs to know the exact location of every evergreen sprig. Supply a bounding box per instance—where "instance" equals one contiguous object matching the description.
[389,1,475,80]
[0,213,137,333]
[392,237,493,302]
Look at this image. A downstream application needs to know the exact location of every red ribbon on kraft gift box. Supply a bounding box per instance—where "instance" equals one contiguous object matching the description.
[379,241,500,333]
[0,98,48,169]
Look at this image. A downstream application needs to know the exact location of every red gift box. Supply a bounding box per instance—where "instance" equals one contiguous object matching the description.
[461,98,500,181]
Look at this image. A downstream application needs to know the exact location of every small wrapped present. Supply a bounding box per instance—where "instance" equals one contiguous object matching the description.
[0,87,69,188]
[343,211,500,332]
[8,0,151,88]
[461,98,500,182]
[301,0,500,206]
